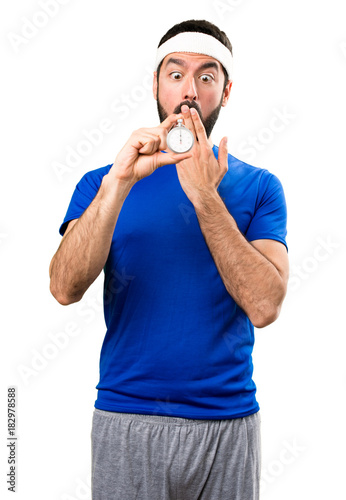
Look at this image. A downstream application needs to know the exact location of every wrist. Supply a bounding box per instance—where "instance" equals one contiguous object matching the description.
[191,188,221,213]
[100,172,134,205]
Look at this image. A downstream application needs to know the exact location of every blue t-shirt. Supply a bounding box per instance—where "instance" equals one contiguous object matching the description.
[59,145,287,419]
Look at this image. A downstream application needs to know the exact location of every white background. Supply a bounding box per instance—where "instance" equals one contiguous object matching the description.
[1,0,345,498]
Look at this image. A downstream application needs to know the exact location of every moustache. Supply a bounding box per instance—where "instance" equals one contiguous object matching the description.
[173,100,203,119]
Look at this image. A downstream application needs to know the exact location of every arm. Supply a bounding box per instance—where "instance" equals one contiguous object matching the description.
[49,113,192,305]
[175,105,288,328]
[49,177,133,305]
[193,191,288,328]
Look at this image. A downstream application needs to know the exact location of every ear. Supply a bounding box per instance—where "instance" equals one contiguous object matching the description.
[221,80,233,107]
[153,71,158,101]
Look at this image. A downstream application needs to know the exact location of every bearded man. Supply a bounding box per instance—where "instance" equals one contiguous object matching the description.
[49,19,288,500]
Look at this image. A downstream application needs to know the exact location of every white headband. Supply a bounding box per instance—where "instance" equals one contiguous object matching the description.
[155,32,233,81]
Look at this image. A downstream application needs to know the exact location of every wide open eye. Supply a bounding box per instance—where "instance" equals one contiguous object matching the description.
[170,72,183,80]
[200,74,214,83]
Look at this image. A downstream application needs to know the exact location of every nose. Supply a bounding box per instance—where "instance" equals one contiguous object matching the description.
[183,75,198,101]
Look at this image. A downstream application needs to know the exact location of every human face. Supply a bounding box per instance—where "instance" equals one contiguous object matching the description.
[153,52,232,139]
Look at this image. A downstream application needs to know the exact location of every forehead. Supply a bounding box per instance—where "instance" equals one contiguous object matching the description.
[161,52,222,71]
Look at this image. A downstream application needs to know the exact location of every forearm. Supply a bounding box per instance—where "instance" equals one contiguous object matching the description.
[193,190,286,328]
[49,173,133,305]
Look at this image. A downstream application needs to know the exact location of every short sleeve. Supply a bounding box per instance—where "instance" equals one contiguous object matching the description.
[245,172,288,251]
[59,165,111,236]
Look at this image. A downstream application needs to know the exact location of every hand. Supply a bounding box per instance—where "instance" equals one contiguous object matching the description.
[110,114,193,186]
[175,105,229,205]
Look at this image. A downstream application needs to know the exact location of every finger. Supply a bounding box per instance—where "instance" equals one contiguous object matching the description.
[218,136,229,170]
[132,128,171,155]
[180,104,197,139]
[132,114,186,155]
[190,107,208,144]
[154,151,193,168]
[148,114,185,151]
[160,112,184,132]
[137,134,161,155]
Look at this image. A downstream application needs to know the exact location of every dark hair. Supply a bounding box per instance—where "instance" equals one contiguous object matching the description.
[156,19,233,91]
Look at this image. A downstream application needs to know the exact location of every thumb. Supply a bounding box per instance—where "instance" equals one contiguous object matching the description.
[154,150,192,169]
[218,136,228,169]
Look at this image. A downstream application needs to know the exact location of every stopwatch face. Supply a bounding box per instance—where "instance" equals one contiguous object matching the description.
[167,125,194,154]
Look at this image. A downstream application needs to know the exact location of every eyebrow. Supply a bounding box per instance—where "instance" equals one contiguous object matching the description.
[164,57,220,73]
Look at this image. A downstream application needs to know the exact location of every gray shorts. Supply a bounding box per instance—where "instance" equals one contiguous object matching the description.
[91,408,261,500]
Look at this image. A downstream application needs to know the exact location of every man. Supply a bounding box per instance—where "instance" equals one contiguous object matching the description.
[49,19,288,500]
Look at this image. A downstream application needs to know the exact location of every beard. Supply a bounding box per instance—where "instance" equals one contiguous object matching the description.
[156,89,224,138]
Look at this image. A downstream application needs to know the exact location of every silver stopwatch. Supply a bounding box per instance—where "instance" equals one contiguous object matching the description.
[167,119,194,154]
